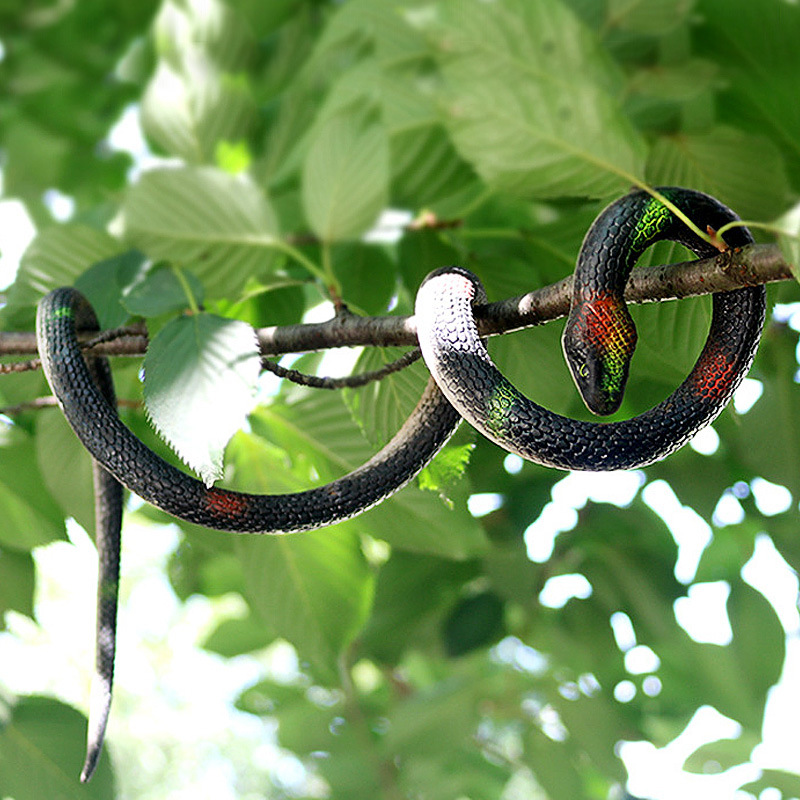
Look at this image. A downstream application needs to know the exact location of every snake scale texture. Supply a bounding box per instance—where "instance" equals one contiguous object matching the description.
[34,186,765,780]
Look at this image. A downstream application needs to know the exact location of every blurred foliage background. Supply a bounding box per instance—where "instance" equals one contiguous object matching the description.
[1,0,800,798]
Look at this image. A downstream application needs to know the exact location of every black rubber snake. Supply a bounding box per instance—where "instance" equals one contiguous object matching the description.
[34,186,765,780]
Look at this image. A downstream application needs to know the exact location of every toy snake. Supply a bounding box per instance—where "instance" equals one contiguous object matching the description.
[415,187,766,470]
[35,186,765,780]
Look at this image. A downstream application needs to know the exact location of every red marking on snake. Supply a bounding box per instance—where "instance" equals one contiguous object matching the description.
[578,292,634,352]
[693,348,736,401]
[205,488,248,519]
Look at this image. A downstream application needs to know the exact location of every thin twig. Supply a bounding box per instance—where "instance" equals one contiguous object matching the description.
[0,397,142,416]
[261,349,421,389]
[0,358,41,374]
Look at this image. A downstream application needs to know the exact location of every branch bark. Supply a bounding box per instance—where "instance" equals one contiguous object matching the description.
[0,243,793,360]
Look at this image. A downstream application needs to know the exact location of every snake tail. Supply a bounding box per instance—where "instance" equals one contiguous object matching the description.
[52,298,124,783]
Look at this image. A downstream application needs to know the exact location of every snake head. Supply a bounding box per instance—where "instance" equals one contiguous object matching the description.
[562,294,637,416]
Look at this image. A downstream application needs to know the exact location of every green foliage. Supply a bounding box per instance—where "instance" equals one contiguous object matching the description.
[2,0,800,797]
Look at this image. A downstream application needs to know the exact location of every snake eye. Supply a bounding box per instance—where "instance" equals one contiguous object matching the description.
[578,363,589,379]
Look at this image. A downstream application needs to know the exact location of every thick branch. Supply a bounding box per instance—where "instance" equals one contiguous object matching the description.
[0,243,792,359]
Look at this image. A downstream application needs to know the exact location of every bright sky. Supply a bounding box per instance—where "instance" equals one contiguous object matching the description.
[0,105,798,799]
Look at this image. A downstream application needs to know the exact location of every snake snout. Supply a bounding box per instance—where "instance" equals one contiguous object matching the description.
[562,302,637,417]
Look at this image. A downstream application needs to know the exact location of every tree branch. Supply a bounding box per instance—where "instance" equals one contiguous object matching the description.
[0,243,792,361]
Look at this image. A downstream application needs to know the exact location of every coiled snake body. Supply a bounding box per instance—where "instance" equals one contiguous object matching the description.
[35,187,765,780]
[416,188,765,470]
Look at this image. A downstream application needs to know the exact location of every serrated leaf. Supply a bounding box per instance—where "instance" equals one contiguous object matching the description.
[302,104,390,241]
[119,166,281,297]
[143,313,260,486]
[235,527,373,680]
[343,347,430,447]
[0,696,115,799]
[415,0,645,199]
[122,263,205,317]
[418,442,474,494]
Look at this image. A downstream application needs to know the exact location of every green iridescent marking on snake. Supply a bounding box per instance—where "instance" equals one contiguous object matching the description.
[484,379,519,436]
[628,195,674,259]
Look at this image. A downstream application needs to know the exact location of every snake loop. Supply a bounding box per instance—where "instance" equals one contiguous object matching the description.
[415,188,766,470]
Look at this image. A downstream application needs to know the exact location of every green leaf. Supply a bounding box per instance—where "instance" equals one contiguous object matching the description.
[646,127,790,222]
[235,527,374,679]
[0,548,35,626]
[331,242,397,314]
[608,0,695,34]
[74,249,148,328]
[721,327,800,499]
[35,408,96,537]
[201,613,275,657]
[7,225,121,309]
[415,0,646,199]
[119,166,281,297]
[553,692,630,781]
[141,59,257,163]
[0,420,68,550]
[361,551,478,663]
[122,263,205,317]
[683,733,759,774]
[418,442,474,494]
[696,0,800,185]
[249,391,487,558]
[742,769,800,798]
[385,673,482,758]
[166,528,241,600]
[525,726,587,800]
[343,347,430,447]
[443,591,505,656]
[143,313,260,486]
[153,0,255,73]
[302,104,390,241]
[0,696,115,799]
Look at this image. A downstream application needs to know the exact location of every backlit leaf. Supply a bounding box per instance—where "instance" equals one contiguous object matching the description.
[119,166,281,297]
[414,0,646,199]
[143,313,260,485]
